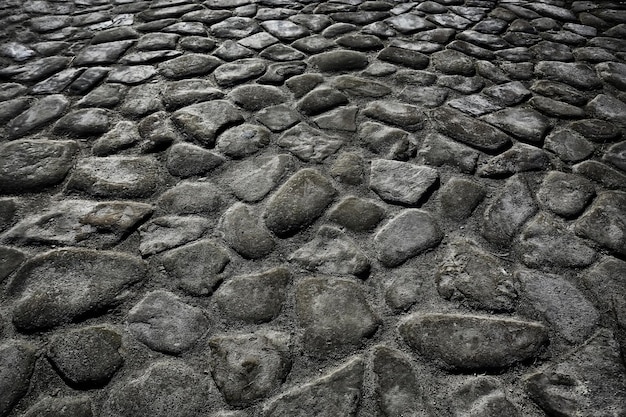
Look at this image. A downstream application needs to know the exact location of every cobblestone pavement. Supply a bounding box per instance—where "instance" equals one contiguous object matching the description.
[1,0,626,415]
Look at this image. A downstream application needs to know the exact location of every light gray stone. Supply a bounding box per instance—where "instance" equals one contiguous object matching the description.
[139,216,210,256]
[172,100,244,147]
[369,159,438,205]
[277,123,343,163]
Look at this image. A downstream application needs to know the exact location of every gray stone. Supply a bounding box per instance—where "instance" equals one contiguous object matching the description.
[586,94,626,126]
[103,361,215,417]
[214,267,290,323]
[596,61,626,90]
[289,226,370,277]
[530,80,587,106]
[258,61,306,84]
[136,33,180,50]
[483,81,531,106]
[211,17,260,38]
[0,98,30,123]
[128,290,209,354]
[330,152,364,185]
[310,49,369,71]
[292,35,335,54]
[277,123,343,163]
[449,377,521,417]
[161,240,230,296]
[431,49,475,75]
[438,75,485,93]
[535,61,602,90]
[399,313,548,370]
[430,107,511,152]
[120,84,164,117]
[9,249,147,331]
[261,20,309,41]
[417,133,479,174]
[573,161,626,190]
[482,175,538,248]
[332,75,391,97]
[436,239,517,312]
[399,85,448,107]
[262,356,364,417]
[209,331,291,406]
[107,65,157,84]
[47,326,123,387]
[228,85,286,111]
[297,88,349,116]
[53,108,111,137]
[374,209,443,267]
[68,156,164,199]
[524,330,626,417]
[530,96,586,118]
[138,216,210,256]
[0,83,27,101]
[360,121,414,160]
[604,141,626,172]
[481,107,550,144]
[363,100,424,130]
[214,58,266,86]
[256,104,300,132]
[162,79,224,110]
[328,196,385,232]
[370,159,438,205]
[448,94,504,117]
[166,143,225,178]
[227,154,292,203]
[158,54,222,79]
[544,128,595,162]
[285,73,324,98]
[213,40,253,60]
[220,203,275,259]
[22,396,93,417]
[74,41,135,65]
[158,181,222,215]
[378,46,429,69]
[78,83,127,109]
[575,191,626,256]
[2,200,153,249]
[0,198,17,232]
[314,106,358,132]
[570,119,621,143]
[0,246,25,283]
[0,341,36,417]
[172,100,244,147]
[297,277,379,353]
[216,123,270,158]
[137,111,180,152]
[0,140,77,193]
[537,171,595,218]
[0,57,71,83]
[5,94,69,138]
[439,177,486,221]
[477,143,550,177]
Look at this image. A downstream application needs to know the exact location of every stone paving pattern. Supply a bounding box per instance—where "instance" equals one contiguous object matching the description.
[0,0,625,415]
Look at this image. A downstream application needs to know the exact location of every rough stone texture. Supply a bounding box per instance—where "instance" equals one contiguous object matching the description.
[537,171,595,218]
[138,216,210,256]
[575,191,626,256]
[22,397,93,417]
[369,159,439,205]
[449,377,521,417]
[172,100,244,147]
[439,178,486,221]
[0,341,36,417]
[220,203,275,259]
[277,123,343,163]
[328,196,385,231]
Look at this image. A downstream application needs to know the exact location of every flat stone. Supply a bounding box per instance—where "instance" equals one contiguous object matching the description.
[22,396,93,417]
[436,239,517,312]
[30,68,84,95]
[328,196,385,232]
[378,46,429,69]
[107,65,158,84]
[264,168,336,237]
[363,100,424,130]
[0,83,27,101]
[68,156,164,198]
[477,143,550,177]
[53,108,111,137]
[74,41,135,65]
[216,123,270,158]
[530,41,574,61]
[172,100,244,147]
[289,226,370,277]
[530,80,588,106]
[47,326,123,388]
[0,98,28,124]
[482,175,538,248]
[227,154,292,202]
[524,330,626,416]
[163,79,224,110]
[431,49,475,75]
[158,54,222,79]
[448,94,503,117]
[330,152,364,185]
[331,11,390,25]
[214,267,290,323]
[0,140,77,194]
[314,106,358,131]
[438,75,485,93]
[573,160,626,190]
[136,33,180,50]
[430,107,511,152]
[336,33,384,50]
[78,83,127,108]
[359,121,412,160]
[449,377,521,417]
[9,248,146,331]
[213,58,266,86]
[481,107,550,144]
[0,245,25,283]
[2,200,153,249]
[285,73,324,98]
[386,13,433,33]
[261,20,309,41]
[297,87,349,116]
[219,203,275,259]
[310,49,368,71]
[374,209,443,267]
[399,313,548,370]
[292,35,335,54]
[92,26,140,44]
[161,239,229,296]
[228,85,286,111]
[537,171,595,218]
[483,81,532,106]
[439,177,485,221]
[262,356,364,417]
[297,277,379,353]
[516,269,599,343]
[586,93,626,126]
[596,61,626,90]
[128,290,208,354]
[103,361,214,417]
[158,181,223,215]
[575,191,626,256]
[258,61,306,84]
[5,94,69,139]
[530,96,586,118]
[570,118,621,143]
[120,84,164,117]
[163,21,207,35]
[332,75,391,98]
[166,143,225,178]
[544,128,595,162]
[180,36,217,52]
[138,216,210,256]
[417,133,478,174]
[369,159,438,205]
[604,141,626,172]
[209,331,291,406]
[277,123,343,163]
[535,61,602,90]
[0,341,36,417]
[0,57,71,83]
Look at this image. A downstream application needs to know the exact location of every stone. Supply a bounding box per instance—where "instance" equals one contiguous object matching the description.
[516,270,599,343]
[336,34,384,50]
[262,356,364,417]
[297,88,349,116]
[0,57,71,83]
[292,35,335,54]
[228,85,286,111]
[166,143,225,178]
[214,267,290,323]
[172,100,244,147]
[219,203,275,259]
[363,100,424,130]
[359,122,413,160]
[277,123,343,163]
[530,96,586,118]
[0,246,26,283]
[158,54,222,79]
[430,107,511,152]
[256,104,300,132]
[209,331,291,406]
[384,268,424,312]
[9,249,146,331]
[573,161,626,190]
[261,20,309,41]
[570,119,622,143]
[258,61,306,85]
[47,326,123,387]
[68,156,164,199]
[163,79,224,110]
[483,81,531,106]
[399,313,548,370]
[378,46,429,69]
[22,396,93,417]
[227,154,292,203]
[0,140,77,193]
[481,107,550,144]
[285,74,324,98]
[161,240,230,296]
[136,33,179,50]
[449,377,521,417]
[544,128,595,162]
[431,49,475,75]
[210,16,260,38]
[216,124,270,158]
[0,341,36,417]
[373,346,434,417]
[314,106,358,132]
[530,80,587,106]
[374,209,443,267]
[436,239,517,312]
[158,181,222,215]
[596,61,626,90]
[575,191,626,256]
[78,83,127,108]
[417,133,479,174]
[103,361,214,417]
[128,290,209,354]
[107,65,157,84]
[369,159,439,205]
[289,226,370,277]
[328,196,385,232]
[120,84,164,117]
[297,277,379,353]
[477,143,550,177]
[535,61,602,90]
[524,330,626,416]
[2,200,153,249]
[439,178,485,221]
[0,83,27,101]
[586,94,626,126]
[309,49,368,71]
[447,94,504,117]
[214,58,267,86]
[482,175,538,248]
[537,171,595,218]
[53,108,111,136]
[438,75,485,93]
[386,13,432,33]
[332,75,391,98]
[138,216,210,256]
[136,111,180,152]
[0,98,30,123]
[5,94,69,138]
[74,41,135,65]
[330,152,364,185]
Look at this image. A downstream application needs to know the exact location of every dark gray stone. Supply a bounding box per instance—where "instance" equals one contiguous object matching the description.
[159,54,222,79]
[277,123,343,163]
[310,50,369,71]
[449,377,521,417]
[261,20,309,41]
[431,49,475,75]
[530,80,588,106]
[573,161,626,190]
[477,143,550,177]
[0,57,71,83]
[227,154,292,203]
[220,203,275,259]
[537,171,595,218]
[256,104,300,132]
[586,94,626,126]
[369,159,438,205]
[0,246,25,283]
[314,106,358,132]
[285,73,324,98]
[158,181,223,215]
[228,85,286,111]
[330,152,364,185]
[166,143,225,178]
[439,177,485,221]
[297,88,349,116]
[378,46,429,69]
[53,108,111,137]
[359,121,413,160]
[535,61,602,90]
[570,119,621,143]
[575,191,626,256]
[5,94,69,139]
[120,84,164,117]
[216,123,270,158]
[74,41,135,65]
[483,81,531,106]
[530,96,586,118]
[214,58,267,86]
[0,341,36,417]
[138,216,210,256]
[363,100,424,130]
[162,79,224,110]
[481,107,550,144]
[78,83,127,108]
[22,396,93,417]
[328,196,385,232]
[417,133,478,174]
[544,128,595,162]
[172,100,244,147]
